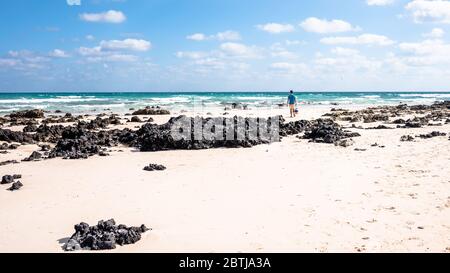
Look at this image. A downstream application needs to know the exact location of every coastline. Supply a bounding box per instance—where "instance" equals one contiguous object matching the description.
[0,101,449,252]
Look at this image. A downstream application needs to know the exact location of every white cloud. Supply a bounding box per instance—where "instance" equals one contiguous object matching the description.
[80,10,126,24]
[270,62,309,75]
[67,0,81,6]
[300,17,361,33]
[86,35,95,41]
[187,33,208,41]
[331,47,360,56]
[367,0,394,6]
[405,0,450,23]
[176,51,209,59]
[186,30,241,41]
[77,39,151,63]
[49,49,70,58]
[321,34,395,46]
[257,23,295,34]
[396,39,450,66]
[399,39,450,55]
[219,43,261,58]
[215,31,241,41]
[100,39,152,52]
[423,27,445,38]
[285,40,306,46]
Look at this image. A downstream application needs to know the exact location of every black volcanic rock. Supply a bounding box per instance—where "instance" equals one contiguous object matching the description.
[302,119,360,144]
[1,175,14,184]
[0,143,19,150]
[0,160,19,166]
[143,164,167,171]
[400,135,415,142]
[1,174,21,185]
[366,125,394,130]
[130,116,142,123]
[0,129,34,144]
[9,109,45,119]
[7,181,23,191]
[23,151,43,162]
[63,219,150,251]
[417,131,447,139]
[23,124,38,133]
[132,106,170,115]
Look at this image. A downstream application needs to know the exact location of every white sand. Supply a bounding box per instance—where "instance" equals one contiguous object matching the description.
[0,106,449,253]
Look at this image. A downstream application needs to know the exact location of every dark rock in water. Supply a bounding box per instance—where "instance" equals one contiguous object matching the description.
[7,181,23,191]
[23,151,43,162]
[417,131,447,139]
[132,106,170,116]
[23,124,38,133]
[0,160,19,166]
[143,164,167,171]
[446,119,450,124]
[63,219,150,251]
[231,102,249,110]
[401,135,415,142]
[354,148,367,152]
[147,117,154,123]
[13,174,21,179]
[1,175,14,184]
[130,116,142,123]
[9,109,45,119]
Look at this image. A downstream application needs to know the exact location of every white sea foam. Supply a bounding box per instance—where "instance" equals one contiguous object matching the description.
[399,94,450,98]
[0,97,108,104]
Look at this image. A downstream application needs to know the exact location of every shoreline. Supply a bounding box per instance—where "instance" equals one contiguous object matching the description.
[0,102,449,252]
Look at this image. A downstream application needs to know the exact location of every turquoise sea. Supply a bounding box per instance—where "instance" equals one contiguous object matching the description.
[0,92,450,115]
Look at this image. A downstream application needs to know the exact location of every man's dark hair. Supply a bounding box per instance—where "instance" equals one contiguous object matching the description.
[290,90,294,94]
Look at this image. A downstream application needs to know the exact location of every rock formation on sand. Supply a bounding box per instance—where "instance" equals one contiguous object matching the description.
[143,164,167,171]
[9,109,45,119]
[417,131,447,139]
[63,219,150,251]
[400,135,415,142]
[132,106,170,116]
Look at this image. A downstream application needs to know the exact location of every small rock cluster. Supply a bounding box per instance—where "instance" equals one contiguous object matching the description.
[400,135,415,142]
[301,119,361,144]
[1,174,23,191]
[143,164,167,171]
[63,219,150,251]
[417,131,447,139]
[132,106,170,116]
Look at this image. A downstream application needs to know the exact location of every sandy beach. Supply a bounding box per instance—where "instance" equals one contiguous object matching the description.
[1,104,449,253]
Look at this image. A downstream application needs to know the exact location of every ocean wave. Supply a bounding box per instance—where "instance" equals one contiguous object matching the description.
[0,97,108,104]
[69,103,127,109]
[361,95,381,99]
[398,94,450,98]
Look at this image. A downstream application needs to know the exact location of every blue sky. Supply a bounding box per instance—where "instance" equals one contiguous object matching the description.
[0,0,450,92]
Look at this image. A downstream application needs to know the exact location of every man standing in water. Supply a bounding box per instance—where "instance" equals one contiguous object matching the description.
[287,90,297,118]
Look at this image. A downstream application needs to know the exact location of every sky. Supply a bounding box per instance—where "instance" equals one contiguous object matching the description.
[0,0,450,92]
